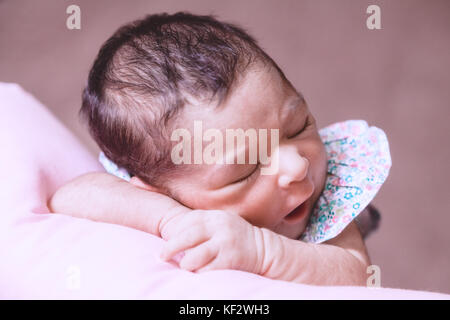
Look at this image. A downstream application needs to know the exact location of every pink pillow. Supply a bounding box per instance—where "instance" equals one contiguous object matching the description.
[0,82,447,299]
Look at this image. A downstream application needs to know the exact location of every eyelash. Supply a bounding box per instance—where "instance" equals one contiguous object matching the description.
[234,165,259,184]
[232,116,311,184]
[234,118,310,184]
[289,116,310,138]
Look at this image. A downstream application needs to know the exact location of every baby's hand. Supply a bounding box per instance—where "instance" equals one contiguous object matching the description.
[159,210,264,274]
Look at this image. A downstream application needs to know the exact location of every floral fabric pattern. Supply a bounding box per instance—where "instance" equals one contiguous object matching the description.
[301,120,391,243]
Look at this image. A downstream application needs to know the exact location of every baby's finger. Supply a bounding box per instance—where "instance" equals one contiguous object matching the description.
[159,214,194,239]
[179,240,218,272]
[160,212,209,240]
[194,260,218,273]
[160,228,209,261]
[195,252,232,273]
[195,263,217,273]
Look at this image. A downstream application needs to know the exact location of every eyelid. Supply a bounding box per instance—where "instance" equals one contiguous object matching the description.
[233,164,259,184]
[289,116,310,138]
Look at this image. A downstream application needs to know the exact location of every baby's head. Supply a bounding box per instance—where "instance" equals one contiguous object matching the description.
[81,12,327,239]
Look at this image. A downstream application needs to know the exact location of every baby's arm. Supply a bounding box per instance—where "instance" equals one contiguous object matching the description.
[50,173,370,285]
[48,172,189,237]
[160,209,370,286]
[258,221,370,286]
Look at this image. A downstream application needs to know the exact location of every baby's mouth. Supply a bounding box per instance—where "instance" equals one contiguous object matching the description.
[283,197,311,224]
[282,180,315,224]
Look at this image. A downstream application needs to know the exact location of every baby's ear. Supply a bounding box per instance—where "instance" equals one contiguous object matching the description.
[129,176,162,193]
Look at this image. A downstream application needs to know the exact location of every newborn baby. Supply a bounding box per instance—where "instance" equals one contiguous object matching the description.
[49,12,391,285]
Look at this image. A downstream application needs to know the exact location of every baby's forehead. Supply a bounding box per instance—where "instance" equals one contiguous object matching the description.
[180,69,299,128]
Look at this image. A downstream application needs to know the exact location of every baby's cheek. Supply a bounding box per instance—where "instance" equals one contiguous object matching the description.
[311,139,327,180]
[244,179,283,228]
[309,141,328,207]
[319,145,328,184]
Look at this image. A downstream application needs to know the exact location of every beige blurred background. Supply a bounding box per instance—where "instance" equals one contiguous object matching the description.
[1,0,449,293]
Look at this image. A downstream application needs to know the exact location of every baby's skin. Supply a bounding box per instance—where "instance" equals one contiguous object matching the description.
[49,64,371,285]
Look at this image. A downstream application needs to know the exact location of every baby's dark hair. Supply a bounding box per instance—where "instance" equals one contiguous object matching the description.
[80,11,286,190]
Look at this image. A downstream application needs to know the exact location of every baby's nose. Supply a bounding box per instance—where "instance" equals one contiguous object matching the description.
[277,146,309,189]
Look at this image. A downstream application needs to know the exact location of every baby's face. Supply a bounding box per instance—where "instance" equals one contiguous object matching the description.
[167,65,327,239]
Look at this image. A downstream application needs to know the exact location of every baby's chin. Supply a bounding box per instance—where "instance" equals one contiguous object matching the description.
[273,218,309,240]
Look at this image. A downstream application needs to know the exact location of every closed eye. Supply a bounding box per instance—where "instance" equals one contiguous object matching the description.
[232,164,259,184]
[288,116,310,139]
